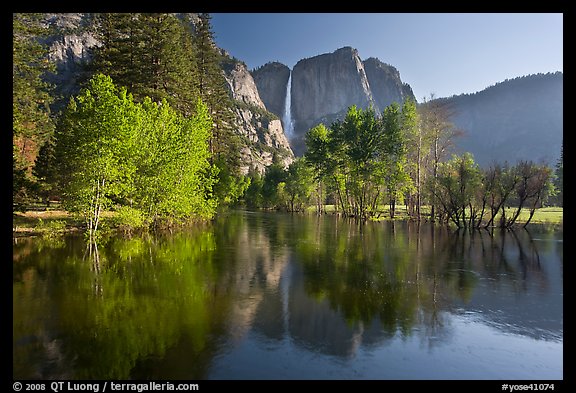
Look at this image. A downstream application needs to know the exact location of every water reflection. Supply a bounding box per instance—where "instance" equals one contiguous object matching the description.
[13,211,562,379]
[14,229,228,379]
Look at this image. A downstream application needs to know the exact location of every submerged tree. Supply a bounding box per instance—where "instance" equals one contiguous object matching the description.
[418,95,462,222]
[505,160,555,228]
[428,153,482,229]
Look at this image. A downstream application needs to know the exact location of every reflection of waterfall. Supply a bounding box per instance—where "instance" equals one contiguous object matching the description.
[280,257,291,337]
[282,71,294,139]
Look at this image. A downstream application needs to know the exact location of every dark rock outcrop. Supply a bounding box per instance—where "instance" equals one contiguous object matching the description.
[253,47,415,155]
[251,62,291,120]
[363,57,415,111]
[291,47,374,151]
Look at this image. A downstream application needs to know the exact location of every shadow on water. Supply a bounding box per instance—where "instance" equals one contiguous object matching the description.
[13,211,562,379]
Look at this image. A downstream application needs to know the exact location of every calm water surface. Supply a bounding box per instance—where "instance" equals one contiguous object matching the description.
[13,211,563,379]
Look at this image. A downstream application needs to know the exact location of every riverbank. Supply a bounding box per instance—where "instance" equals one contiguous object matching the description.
[13,205,563,237]
[12,208,115,237]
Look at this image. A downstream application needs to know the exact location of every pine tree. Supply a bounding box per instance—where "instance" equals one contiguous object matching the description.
[89,13,200,116]
[192,13,240,169]
[554,142,563,206]
[13,13,56,209]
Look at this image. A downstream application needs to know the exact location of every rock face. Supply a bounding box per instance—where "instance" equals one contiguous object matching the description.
[222,58,266,109]
[40,13,293,174]
[221,57,294,174]
[42,13,98,110]
[251,62,291,122]
[363,57,415,112]
[251,47,415,155]
[291,47,374,138]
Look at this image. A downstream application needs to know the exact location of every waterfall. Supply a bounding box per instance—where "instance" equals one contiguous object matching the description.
[282,71,294,139]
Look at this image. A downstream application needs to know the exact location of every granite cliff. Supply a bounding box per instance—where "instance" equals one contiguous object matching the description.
[40,13,293,175]
[251,62,291,119]
[221,56,293,174]
[251,47,415,155]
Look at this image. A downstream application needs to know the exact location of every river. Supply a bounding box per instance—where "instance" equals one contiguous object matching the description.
[13,210,563,380]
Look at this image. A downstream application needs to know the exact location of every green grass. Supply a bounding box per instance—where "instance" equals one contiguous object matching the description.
[502,206,563,225]
[306,204,563,226]
[12,201,115,237]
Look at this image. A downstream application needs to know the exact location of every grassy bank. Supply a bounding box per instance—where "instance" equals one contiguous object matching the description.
[14,203,563,237]
[12,203,115,237]
[307,204,563,226]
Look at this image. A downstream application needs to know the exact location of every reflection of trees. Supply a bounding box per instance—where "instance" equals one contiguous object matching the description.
[290,216,559,355]
[13,229,231,379]
[292,218,439,352]
[14,212,562,377]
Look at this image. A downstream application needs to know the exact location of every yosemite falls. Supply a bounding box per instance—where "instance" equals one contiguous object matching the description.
[282,71,294,139]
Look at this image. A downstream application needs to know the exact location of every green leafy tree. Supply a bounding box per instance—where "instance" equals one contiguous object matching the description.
[261,163,288,209]
[328,105,383,218]
[429,153,483,228]
[381,102,412,218]
[243,169,264,208]
[54,74,140,238]
[304,124,334,214]
[282,158,315,212]
[418,95,462,222]
[131,97,217,226]
[212,157,251,208]
[54,74,217,236]
[505,161,556,228]
[402,98,426,218]
[483,162,519,228]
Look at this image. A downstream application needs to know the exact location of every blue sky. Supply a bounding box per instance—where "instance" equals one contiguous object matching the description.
[211,13,563,101]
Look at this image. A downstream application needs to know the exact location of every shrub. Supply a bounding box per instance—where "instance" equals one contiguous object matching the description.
[113,206,147,235]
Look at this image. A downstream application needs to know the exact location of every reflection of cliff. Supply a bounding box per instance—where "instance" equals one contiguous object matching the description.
[216,212,291,343]
[288,261,365,357]
[13,212,563,379]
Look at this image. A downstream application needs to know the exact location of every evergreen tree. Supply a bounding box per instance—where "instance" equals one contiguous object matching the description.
[554,142,563,206]
[192,13,240,168]
[89,13,200,116]
[192,13,246,205]
[13,13,55,209]
[32,138,57,206]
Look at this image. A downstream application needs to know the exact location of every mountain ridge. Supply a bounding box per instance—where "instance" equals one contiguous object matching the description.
[436,71,563,167]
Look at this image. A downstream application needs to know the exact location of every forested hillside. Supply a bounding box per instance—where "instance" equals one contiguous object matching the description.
[436,72,563,168]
